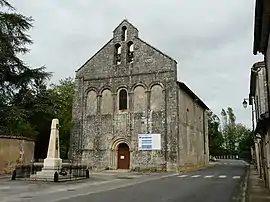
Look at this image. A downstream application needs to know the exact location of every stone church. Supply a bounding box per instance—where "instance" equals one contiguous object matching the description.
[70,20,209,172]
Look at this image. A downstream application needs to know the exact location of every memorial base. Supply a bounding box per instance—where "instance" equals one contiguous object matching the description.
[30,158,65,181]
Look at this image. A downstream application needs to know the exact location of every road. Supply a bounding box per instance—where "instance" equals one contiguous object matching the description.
[0,160,248,202]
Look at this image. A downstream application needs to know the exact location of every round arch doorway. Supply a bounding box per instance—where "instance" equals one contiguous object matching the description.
[117,143,130,169]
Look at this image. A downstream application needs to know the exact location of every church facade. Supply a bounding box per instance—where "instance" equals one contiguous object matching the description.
[70,20,209,172]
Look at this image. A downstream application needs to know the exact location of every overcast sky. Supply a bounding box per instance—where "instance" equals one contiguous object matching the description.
[10,0,263,128]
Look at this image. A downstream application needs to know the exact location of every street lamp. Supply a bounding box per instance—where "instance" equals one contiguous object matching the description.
[242,97,255,134]
[242,99,248,109]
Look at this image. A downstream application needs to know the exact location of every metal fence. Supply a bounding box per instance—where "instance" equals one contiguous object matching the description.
[11,163,90,182]
[213,155,239,160]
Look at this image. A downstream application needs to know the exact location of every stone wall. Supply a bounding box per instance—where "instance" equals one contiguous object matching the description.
[266,31,270,111]
[255,65,268,116]
[178,88,208,170]
[70,20,179,171]
[70,20,208,172]
[0,136,35,174]
[74,74,178,171]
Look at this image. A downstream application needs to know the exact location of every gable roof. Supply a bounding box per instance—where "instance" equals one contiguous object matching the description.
[177,81,209,110]
[114,19,177,63]
[75,38,113,73]
[75,19,177,74]
[113,19,139,32]
[136,37,177,64]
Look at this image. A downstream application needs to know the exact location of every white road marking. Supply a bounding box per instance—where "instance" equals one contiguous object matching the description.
[232,176,241,179]
[178,175,188,178]
[0,186,10,190]
[218,175,227,178]
[191,175,201,178]
[204,175,213,178]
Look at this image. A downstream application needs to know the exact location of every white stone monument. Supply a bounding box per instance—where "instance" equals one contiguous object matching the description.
[43,119,62,169]
[32,119,63,180]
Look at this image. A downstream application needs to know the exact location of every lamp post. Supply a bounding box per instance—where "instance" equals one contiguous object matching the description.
[242,96,261,176]
[242,97,255,132]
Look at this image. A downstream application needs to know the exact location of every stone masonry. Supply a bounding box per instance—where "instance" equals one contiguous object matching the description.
[70,20,209,172]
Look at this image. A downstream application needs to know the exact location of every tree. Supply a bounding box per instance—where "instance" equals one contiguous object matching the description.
[238,128,253,161]
[209,106,254,160]
[208,111,225,156]
[0,0,51,137]
[227,107,236,125]
[222,107,238,154]
[219,107,253,160]
[48,77,74,159]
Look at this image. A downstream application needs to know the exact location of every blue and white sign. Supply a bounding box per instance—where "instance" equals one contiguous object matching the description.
[138,134,161,151]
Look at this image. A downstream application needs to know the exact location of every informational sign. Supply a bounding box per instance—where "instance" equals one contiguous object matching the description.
[138,134,161,150]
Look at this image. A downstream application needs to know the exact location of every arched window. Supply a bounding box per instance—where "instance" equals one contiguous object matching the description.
[121,26,127,41]
[127,41,134,63]
[115,44,121,65]
[119,89,128,110]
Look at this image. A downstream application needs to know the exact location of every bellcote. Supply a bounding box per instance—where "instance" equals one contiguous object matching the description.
[113,19,139,42]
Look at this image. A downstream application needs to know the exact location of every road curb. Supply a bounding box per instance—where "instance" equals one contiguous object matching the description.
[0,175,10,180]
[239,165,250,202]
[179,163,215,174]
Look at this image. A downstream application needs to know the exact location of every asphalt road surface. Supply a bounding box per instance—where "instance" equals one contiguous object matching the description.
[0,160,248,202]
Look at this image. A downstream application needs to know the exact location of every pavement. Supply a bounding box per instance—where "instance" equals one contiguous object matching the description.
[0,159,248,202]
[0,174,10,180]
[246,165,270,202]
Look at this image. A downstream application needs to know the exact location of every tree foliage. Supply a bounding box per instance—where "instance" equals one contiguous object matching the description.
[238,128,253,161]
[223,107,237,154]
[208,111,224,156]
[0,1,75,160]
[29,77,74,159]
[0,0,51,137]
[48,77,74,158]
[208,107,253,161]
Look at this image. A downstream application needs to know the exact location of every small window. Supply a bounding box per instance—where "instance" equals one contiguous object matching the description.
[127,41,134,63]
[114,44,121,65]
[119,89,128,110]
[121,26,127,41]
[186,108,189,124]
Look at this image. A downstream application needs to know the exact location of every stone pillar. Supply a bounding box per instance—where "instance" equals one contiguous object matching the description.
[265,130,270,189]
[255,139,261,176]
[145,90,151,134]
[251,147,255,164]
[111,93,117,169]
[69,78,84,161]
[128,91,134,136]
[163,88,168,167]
[259,140,264,179]
[204,110,209,165]
[110,149,116,169]
[97,94,102,114]
[112,92,117,135]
